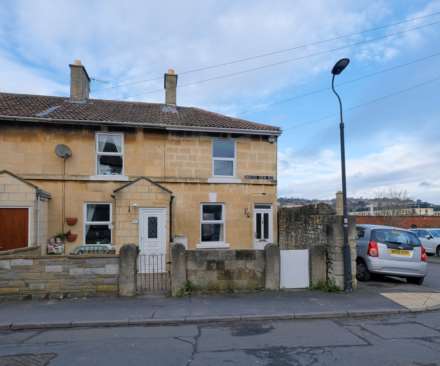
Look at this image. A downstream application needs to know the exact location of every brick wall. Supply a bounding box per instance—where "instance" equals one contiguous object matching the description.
[0,255,119,299]
[185,249,266,292]
[355,215,440,229]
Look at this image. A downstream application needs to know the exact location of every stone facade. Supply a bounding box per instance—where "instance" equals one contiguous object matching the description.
[114,178,171,249]
[278,204,356,289]
[0,255,119,299]
[0,124,277,253]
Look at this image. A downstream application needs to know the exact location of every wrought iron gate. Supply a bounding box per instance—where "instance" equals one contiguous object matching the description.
[137,254,170,293]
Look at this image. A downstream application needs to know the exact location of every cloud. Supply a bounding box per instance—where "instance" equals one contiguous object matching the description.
[278,136,440,203]
[0,52,65,95]
[0,0,399,109]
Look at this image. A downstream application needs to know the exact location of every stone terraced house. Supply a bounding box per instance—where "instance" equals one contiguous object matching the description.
[0,60,281,260]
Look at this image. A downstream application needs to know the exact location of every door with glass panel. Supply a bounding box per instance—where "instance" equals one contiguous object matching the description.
[253,204,273,249]
[138,208,166,273]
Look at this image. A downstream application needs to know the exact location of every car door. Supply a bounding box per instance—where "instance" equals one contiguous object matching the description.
[414,229,435,254]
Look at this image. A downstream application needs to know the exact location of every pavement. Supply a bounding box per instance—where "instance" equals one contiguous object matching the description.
[0,257,439,331]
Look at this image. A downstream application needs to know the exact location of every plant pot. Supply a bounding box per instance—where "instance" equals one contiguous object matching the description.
[66,217,78,226]
[66,233,78,242]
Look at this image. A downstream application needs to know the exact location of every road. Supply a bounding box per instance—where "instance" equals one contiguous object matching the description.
[0,310,439,365]
[426,256,440,290]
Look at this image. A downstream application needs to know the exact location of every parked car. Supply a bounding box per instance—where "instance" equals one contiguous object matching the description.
[409,228,440,256]
[356,224,428,285]
[71,244,116,255]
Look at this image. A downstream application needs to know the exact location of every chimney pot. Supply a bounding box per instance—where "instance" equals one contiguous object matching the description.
[164,69,178,105]
[69,60,90,102]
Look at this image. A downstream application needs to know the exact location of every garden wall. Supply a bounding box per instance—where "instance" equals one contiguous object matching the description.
[0,255,119,299]
[170,244,280,295]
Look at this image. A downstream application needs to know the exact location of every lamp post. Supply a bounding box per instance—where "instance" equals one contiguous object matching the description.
[331,58,353,292]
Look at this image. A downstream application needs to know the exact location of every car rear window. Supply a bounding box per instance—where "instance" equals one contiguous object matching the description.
[431,230,440,238]
[371,229,421,247]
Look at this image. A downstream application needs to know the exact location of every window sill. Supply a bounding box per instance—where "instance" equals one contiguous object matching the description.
[208,177,242,184]
[196,242,230,249]
[89,175,129,181]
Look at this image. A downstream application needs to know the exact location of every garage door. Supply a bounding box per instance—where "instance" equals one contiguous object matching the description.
[0,208,29,251]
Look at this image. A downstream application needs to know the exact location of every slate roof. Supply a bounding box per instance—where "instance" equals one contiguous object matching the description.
[0,92,281,135]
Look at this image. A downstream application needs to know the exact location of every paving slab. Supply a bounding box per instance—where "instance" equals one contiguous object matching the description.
[381,292,440,310]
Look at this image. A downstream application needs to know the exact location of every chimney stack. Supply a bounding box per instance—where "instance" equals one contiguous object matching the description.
[164,68,178,105]
[69,59,90,102]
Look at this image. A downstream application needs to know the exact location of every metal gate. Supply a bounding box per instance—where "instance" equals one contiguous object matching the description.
[137,254,170,293]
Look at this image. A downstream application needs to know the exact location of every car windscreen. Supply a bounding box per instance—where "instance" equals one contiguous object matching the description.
[371,229,421,247]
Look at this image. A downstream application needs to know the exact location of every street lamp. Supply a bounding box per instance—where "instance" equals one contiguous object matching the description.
[331,58,353,292]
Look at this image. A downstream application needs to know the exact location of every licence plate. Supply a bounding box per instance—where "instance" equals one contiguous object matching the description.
[388,249,411,256]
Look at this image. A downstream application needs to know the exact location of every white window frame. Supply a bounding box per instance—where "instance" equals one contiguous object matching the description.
[95,132,125,177]
[83,203,113,244]
[198,203,229,249]
[212,138,236,178]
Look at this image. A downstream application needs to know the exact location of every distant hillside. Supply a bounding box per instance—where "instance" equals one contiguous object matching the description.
[278,197,440,212]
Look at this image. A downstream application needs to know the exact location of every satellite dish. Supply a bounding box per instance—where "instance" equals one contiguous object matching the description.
[55,144,72,159]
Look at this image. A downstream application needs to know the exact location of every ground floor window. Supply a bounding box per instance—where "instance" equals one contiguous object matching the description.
[84,203,112,244]
[201,203,224,244]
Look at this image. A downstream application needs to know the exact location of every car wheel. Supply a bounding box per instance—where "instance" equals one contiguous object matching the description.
[407,277,424,285]
[356,260,371,282]
[436,246,440,257]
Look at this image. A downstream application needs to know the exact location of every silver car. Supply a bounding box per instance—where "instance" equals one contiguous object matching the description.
[356,224,428,285]
[409,228,440,256]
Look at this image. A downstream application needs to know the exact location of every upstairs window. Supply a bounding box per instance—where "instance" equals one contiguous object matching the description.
[96,133,124,176]
[212,139,235,177]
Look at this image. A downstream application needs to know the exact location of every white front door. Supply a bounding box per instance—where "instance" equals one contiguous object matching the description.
[253,204,273,250]
[139,208,167,273]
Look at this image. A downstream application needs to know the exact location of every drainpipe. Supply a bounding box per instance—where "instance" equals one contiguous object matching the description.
[169,195,174,242]
[36,192,40,248]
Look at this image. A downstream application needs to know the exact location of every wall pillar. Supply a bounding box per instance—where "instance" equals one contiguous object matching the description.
[118,244,138,297]
[327,216,357,289]
[265,243,280,290]
[171,243,186,296]
[335,191,344,216]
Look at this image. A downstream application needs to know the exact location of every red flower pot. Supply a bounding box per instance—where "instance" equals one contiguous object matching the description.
[66,217,78,226]
[66,233,78,242]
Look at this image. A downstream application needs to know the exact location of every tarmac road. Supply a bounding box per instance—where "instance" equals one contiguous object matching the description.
[0,310,439,365]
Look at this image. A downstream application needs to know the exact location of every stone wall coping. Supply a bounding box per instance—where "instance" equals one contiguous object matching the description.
[185,249,264,252]
[0,254,119,261]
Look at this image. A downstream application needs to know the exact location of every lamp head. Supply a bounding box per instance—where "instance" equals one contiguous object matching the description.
[331,58,350,75]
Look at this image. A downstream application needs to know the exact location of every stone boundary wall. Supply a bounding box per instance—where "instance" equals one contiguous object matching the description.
[278,204,357,289]
[170,244,279,295]
[0,255,119,299]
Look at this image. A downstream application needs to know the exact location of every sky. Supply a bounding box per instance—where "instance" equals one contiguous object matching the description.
[1,0,440,203]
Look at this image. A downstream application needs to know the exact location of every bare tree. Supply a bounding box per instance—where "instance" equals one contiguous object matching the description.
[373,189,412,216]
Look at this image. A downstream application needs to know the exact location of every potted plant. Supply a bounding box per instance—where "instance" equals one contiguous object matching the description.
[65,217,78,226]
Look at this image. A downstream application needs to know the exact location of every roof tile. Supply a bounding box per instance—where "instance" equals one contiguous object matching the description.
[0,92,280,134]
